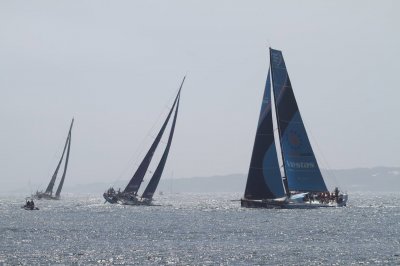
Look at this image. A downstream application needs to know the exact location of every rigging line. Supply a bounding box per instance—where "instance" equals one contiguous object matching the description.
[110,88,180,188]
[125,76,184,178]
[127,76,183,166]
[28,180,33,196]
[302,119,344,190]
[110,107,169,188]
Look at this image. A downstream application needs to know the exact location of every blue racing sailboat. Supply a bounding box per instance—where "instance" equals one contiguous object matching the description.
[241,48,347,208]
[103,78,184,205]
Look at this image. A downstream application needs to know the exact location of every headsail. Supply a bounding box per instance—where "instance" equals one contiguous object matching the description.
[124,77,185,194]
[44,118,74,195]
[55,128,72,198]
[142,93,180,199]
[244,68,286,200]
[270,48,328,192]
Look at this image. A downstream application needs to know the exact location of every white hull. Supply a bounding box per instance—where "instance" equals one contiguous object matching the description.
[241,194,348,209]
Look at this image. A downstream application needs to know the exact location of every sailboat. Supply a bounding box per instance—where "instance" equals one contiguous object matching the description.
[241,48,348,209]
[34,118,74,200]
[103,78,184,205]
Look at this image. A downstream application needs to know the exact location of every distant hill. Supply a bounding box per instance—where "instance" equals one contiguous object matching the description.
[61,166,400,194]
[2,167,398,196]
[322,167,399,192]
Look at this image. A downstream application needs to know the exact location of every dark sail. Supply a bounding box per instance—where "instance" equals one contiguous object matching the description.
[124,77,185,194]
[270,48,328,192]
[45,118,74,195]
[142,94,180,199]
[244,68,286,200]
[55,130,72,198]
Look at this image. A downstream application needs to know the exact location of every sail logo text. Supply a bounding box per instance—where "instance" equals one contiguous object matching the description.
[286,161,315,169]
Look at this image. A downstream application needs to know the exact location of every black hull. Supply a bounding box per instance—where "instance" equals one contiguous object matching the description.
[241,198,286,209]
[117,195,153,206]
[34,193,60,200]
[120,200,152,206]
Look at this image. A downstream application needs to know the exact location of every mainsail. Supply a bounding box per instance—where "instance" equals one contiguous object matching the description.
[44,118,74,196]
[123,77,185,195]
[244,68,286,200]
[270,48,328,192]
[142,93,180,199]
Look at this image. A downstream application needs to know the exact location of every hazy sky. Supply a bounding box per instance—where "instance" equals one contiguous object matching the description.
[1,1,399,190]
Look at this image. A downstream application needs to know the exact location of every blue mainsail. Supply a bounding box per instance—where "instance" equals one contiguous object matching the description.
[270,48,328,192]
[244,68,286,200]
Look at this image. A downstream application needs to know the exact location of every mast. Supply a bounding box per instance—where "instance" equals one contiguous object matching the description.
[269,48,290,197]
[45,118,74,195]
[124,77,185,194]
[55,129,72,198]
[142,93,180,199]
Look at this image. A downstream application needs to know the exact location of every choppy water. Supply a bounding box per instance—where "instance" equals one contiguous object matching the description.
[0,192,399,265]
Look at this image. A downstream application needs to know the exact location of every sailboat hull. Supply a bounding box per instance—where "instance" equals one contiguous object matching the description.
[33,192,60,200]
[103,193,118,204]
[120,200,152,206]
[103,191,154,206]
[241,198,288,209]
[241,195,347,209]
[118,196,152,206]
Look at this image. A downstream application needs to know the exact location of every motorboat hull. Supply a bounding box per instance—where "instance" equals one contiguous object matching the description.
[21,205,39,210]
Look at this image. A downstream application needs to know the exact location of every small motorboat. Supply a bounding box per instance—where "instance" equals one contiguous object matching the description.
[22,199,39,210]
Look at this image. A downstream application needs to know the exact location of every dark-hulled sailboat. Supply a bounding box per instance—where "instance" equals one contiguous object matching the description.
[34,118,74,200]
[103,78,184,205]
[241,48,347,209]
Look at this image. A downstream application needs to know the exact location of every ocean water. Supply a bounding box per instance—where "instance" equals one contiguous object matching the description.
[0,192,399,265]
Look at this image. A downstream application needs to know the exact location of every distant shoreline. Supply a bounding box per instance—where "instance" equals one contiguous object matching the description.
[2,166,399,195]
